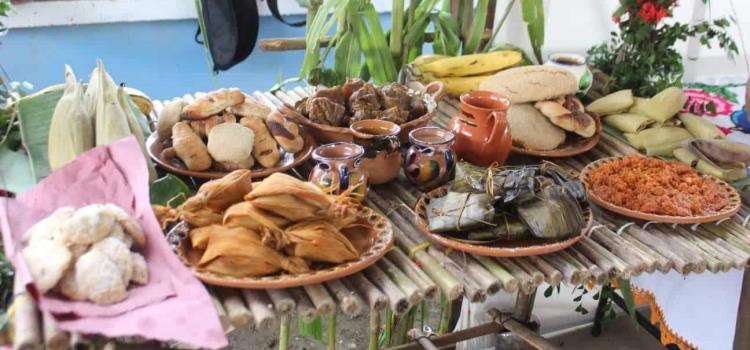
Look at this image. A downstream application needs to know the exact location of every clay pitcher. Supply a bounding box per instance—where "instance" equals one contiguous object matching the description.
[350,120,402,185]
[308,142,368,199]
[448,91,512,167]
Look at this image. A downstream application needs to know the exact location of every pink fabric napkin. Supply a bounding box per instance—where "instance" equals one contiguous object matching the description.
[0,137,227,349]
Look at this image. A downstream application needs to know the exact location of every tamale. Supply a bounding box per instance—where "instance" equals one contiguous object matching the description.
[283,221,359,264]
[246,173,332,211]
[426,192,495,233]
[223,201,291,249]
[517,185,584,239]
[199,226,309,277]
[198,169,253,212]
[190,225,216,250]
[251,194,326,222]
[178,193,223,227]
[465,216,529,241]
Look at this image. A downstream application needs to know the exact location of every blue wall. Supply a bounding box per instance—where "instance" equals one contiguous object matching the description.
[1,17,314,100]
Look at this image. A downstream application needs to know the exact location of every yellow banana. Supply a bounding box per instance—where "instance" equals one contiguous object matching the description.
[419,51,522,77]
[411,54,449,68]
[424,73,492,97]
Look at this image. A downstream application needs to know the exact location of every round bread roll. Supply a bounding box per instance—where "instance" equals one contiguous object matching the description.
[479,66,578,104]
[507,104,566,151]
[207,123,255,170]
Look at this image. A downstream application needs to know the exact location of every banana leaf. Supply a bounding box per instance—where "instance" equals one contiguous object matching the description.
[334,31,362,79]
[432,11,460,56]
[300,0,347,79]
[520,0,544,64]
[149,174,192,207]
[463,0,489,54]
[0,143,34,194]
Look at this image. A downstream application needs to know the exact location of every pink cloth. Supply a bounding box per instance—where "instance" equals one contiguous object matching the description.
[0,137,227,349]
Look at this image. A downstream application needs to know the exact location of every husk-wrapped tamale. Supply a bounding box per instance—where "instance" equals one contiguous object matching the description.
[197,169,253,212]
[603,113,655,133]
[679,139,750,181]
[517,185,584,239]
[223,201,292,249]
[678,113,724,140]
[198,226,309,277]
[190,225,216,249]
[246,173,333,221]
[627,127,693,151]
[427,192,495,233]
[178,194,223,227]
[283,221,359,263]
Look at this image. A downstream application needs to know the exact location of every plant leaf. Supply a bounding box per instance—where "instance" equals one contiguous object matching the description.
[334,31,362,79]
[149,174,191,207]
[464,0,489,54]
[17,88,63,182]
[520,0,545,64]
[299,316,324,342]
[617,278,636,320]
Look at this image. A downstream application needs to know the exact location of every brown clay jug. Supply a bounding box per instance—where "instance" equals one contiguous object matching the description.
[448,91,512,167]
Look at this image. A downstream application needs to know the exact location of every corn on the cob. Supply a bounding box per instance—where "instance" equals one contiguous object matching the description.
[94,60,131,146]
[48,65,94,170]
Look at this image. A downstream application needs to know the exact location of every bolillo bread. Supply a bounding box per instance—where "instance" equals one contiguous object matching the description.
[507,104,566,151]
[534,101,596,138]
[479,66,578,104]
[182,88,245,120]
[266,111,305,153]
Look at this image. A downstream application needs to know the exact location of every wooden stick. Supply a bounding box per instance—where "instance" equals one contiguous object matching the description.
[560,249,606,285]
[346,273,389,311]
[364,265,411,314]
[650,226,707,273]
[580,238,633,279]
[325,279,364,317]
[589,227,652,274]
[290,288,318,323]
[242,289,278,331]
[377,258,423,305]
[540,253,584,285]
[441,249,502,296]
[210,291,231,331]
[512,257,546,287]
[218,289,253,329]
[387,250,439,300]
[619,233,673,273]
[258,32,492,51]
[427,248,486,303]
[267,289,296,316]
[474,256,519,293]
[304,284,336,316]
[526,256,563,286]
[42,312,68,350]
[13,275,41,350]
[496,259,535,295]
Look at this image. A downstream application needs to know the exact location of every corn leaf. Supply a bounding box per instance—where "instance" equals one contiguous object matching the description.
[363,3,398,82]
[463,0,489,54]
[521,0,545,64]
[300,0,347,79]
[334,31,362,79]
[352,15,388,83]
[432,11,460,56]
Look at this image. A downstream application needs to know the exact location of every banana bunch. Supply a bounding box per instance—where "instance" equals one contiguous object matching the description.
[48,60,156,181]
[412,51,523,97]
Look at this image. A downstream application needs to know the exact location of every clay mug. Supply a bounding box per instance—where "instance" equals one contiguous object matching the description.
[309,142,368,199]
[448,91,512,167]
[404,127,456,192]
[350,120,402,185]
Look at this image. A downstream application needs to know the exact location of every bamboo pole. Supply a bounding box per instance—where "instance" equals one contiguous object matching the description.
[496,258,535,294]
[676,226,737,271]
[219,289,253,329]
[512,257,545,287]
[474,256,519,292]
[364,265,411,314]
[540,253,585,285]
[440,249,502,296]
[650,226,707,273]
[579,238,633,279]
[560,248,606,285]
[325,279,365,317]
[589,226,652,274]
[327,313,336,350]
[346,273,389,311]
[369,311,380,350]
[267,289,297,316]
[210,292,231,331]
[242,289,278,331]
[279,315,291,350]
[526,256,563,286]
[427,248,486,303]
[377,259,424,305]
[619,233,673,273]
[12,275,41,350]
[694,226,749,268]
[290,288,318,323]
[304,284,336,316]
[387,250,439,300]
[42,312,68,350]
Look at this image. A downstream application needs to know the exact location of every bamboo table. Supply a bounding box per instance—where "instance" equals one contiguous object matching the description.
[12,88,750,349]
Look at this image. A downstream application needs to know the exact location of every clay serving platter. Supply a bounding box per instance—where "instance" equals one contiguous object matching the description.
[511,113,602,158]
[167,204,394,289]
[147,132,315,180]
[580,156,742,224]
[414,187,592,257]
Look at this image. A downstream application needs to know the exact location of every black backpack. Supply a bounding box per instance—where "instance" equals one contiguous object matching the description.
[195,0,304,72]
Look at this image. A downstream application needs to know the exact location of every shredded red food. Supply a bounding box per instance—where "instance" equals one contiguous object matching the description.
[587,155,729,216]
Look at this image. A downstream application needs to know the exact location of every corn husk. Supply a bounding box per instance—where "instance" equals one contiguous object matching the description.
[94,60,131,146]
[603,113,655,133]
[283,221,359,264]
[678,113,725,140]
[628,97,650,115]
[246,173,333,211]
[251,194,326,222]
[199,226,309,277]
[118,85,157,182]
[178,193,223,227]
[190,225,216,250]
[586,89,633,115]
[643,87,686,122]
[223,201,290,249]
[197,169,253,212]
[627,127,693,150]
[48,65,94,170]
[675,145,748,181]
[645,141,683,156]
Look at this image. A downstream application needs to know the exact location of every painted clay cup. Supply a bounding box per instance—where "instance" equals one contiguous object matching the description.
[350,120,402,185]
[448,91,512,167]
[404,127,456,192]
[309,142,368,199]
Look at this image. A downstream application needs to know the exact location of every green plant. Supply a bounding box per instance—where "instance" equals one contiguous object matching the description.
[588,0,738,96]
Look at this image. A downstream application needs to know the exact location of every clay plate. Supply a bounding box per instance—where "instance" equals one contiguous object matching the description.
[580,156,742,224]
[167,204,394,289]
[279,81,445,144]
[511,113,602,158]
[414,188,592,257]
[147,132,315,180]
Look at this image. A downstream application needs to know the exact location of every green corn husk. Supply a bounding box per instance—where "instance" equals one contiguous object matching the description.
[94,60,131,146]
[48,65,94,170]
[517,185,584,239]
[678,113,725,140]
[627,127,693,151]
[644,87,686,122]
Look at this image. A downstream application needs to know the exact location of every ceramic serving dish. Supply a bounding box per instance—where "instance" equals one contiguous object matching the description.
[580,156,741,224]
[511,113,602,158]
[167,204,393,289]
[279,81,445,144]
[413,187,592,257]
[146,132,315,180]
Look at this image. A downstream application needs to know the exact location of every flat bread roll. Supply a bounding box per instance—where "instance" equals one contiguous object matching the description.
[534,101,596,138]
[507,104,566,151]
[182,88,245,120]
[479,66,578,104]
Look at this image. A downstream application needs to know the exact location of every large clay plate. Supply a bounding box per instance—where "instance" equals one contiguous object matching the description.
[414,188,592,257]
[147,132,315,180]
[511,113,602,158]
[167,204,394,289]
[580,156,742,224]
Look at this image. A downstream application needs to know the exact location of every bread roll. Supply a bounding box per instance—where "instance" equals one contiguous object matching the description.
[479,66,578,103]
[240,116,281,168]
[507,104,566,151]
[182,88,245,120]
[534,101,596,138]
[266,111,305,153]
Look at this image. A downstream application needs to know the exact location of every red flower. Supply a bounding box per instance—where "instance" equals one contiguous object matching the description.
[639,2,657,23]
[653,3,667,22]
